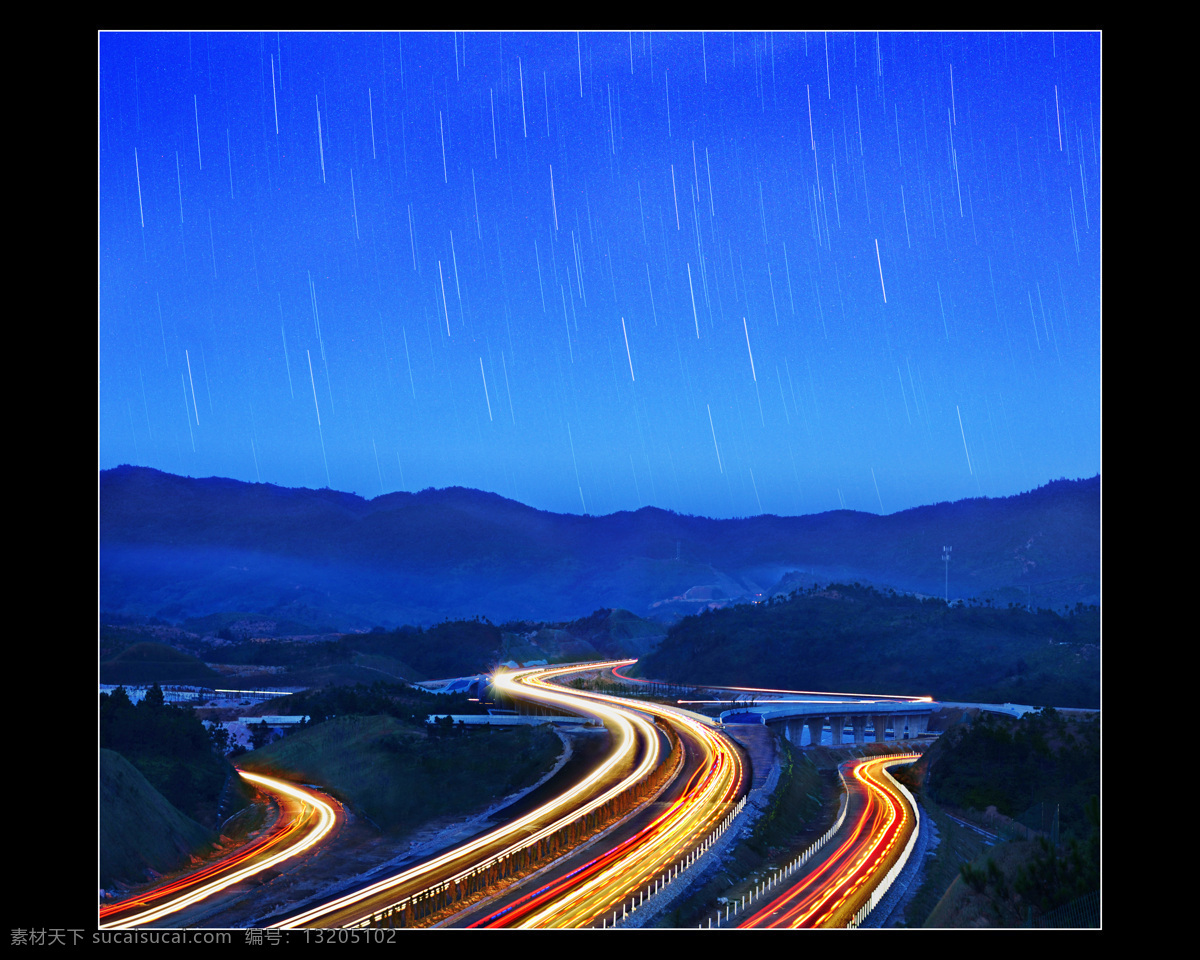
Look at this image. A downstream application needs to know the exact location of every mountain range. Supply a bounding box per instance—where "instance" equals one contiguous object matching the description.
[99,467,1100,629]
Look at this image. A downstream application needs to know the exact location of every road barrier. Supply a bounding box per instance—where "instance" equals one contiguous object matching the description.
[846,758,920,928]
[608,793,747,928]
[359,721,684,929]
[700,761,852,928]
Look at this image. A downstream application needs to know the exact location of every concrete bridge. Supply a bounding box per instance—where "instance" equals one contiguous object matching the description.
[718,700,938,746]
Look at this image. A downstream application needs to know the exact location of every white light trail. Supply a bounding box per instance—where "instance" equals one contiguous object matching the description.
[134,149,144,228]
[185,350,198,425]
[519,57,527,137]
[707,404,723,473]
[621,317,635,381]
[480,357,493,421]
[439,110,447,182]
[743,317,757,381]
[550,164,559,230]
[308,350,330,486]
[567,421,586,514]
[956,405,973,474]
[875,239,887,303]
[316,95,325,183]
[688,263,699,338]
[439,260,450,336]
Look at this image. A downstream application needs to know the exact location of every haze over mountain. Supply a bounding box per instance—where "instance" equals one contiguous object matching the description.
[99,467,1099,629]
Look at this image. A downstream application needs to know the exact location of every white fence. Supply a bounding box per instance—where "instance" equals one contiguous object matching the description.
[608,794,748,928]
[700,762,852,928]
[702,753,919,929]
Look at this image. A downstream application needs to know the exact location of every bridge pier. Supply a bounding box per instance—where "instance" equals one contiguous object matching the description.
[728,702,936,751]
[872,715,891,743]
[905,713,928,739]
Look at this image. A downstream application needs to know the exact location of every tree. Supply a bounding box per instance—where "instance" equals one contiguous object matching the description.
[249,719,272,751]
[206,720,232,756]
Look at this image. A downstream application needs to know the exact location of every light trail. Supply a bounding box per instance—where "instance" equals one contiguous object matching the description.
[476,666,745,927]
[738,753,918,928]
[99,770,338,929]
[680,681,932,702]
[278,660,744,929]
[277,660,666,928]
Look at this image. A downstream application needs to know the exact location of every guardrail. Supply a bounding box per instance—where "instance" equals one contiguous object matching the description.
[846,758,920,928]
[609,793,748,928]
[359,721,684,929]
[701,762,853,928]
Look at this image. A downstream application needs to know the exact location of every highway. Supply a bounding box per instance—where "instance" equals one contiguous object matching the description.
[99,770,339,929]
[273,660,681,927]
[467,662,746,927]
[103,664,914,931]
[268,659,745,929]
[738,753,919,928]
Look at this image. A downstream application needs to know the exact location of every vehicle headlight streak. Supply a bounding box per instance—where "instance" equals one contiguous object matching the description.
[738,753,918,928]
[277,660,667,928]
[99,770,338,929]
[278,659,744,929]
[482,665,744,928]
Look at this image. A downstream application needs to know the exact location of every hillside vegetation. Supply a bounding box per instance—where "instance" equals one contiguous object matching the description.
[100,640,225,686]
[100,685,244,827]
[896,708,1099,927]
[99,749,217,890]
[640,583,1099,706]
[99,686,256,890]
[238,714,563,835]
[921,708,1100,841]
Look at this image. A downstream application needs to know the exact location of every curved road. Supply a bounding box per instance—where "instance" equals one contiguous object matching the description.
[99,770,339,929]
[275,660,673,928]
[103,666,914,931]
[469,663,746,927]
[738,753,919,928]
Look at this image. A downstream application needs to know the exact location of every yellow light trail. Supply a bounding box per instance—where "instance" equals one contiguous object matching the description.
[278,660,665,928]
[739,753,918,928]
[492,665,745,927]
[99,770,337,929]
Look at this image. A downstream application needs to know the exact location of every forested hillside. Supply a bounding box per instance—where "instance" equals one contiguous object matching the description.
[639,584,1099,706]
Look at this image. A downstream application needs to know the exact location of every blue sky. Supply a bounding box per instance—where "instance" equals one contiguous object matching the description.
[98,31,1100,519]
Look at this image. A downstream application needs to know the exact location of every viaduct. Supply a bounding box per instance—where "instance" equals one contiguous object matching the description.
[718,700,938,746]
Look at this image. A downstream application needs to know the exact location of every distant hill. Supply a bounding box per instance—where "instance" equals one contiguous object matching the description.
[100,467,1100,629]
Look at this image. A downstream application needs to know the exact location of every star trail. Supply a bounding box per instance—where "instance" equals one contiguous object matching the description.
[98,31,1100,519]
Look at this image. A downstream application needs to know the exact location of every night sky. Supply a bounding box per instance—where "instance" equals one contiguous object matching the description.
[98,31,1100,520]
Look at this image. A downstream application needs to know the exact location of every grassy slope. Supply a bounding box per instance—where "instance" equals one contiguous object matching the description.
[237,715,563,836]
[99,748,217,890]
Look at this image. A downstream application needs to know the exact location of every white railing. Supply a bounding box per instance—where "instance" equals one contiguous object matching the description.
[701,762,852,928]
[703,753,921,929]
[846,759,920,928]
[608,793,748,928]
